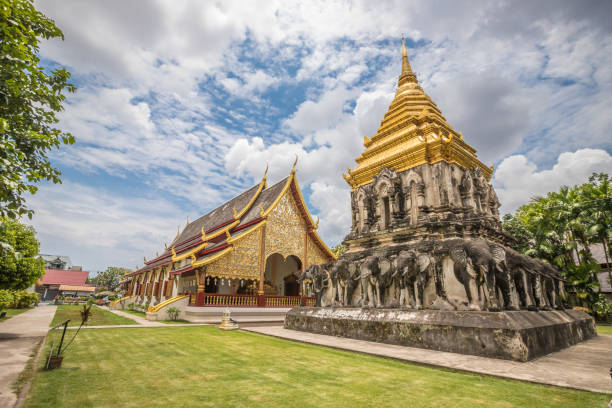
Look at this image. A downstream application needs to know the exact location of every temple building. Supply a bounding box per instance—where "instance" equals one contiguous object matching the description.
[120,163,336,315]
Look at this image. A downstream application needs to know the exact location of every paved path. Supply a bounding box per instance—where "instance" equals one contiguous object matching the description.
[0,306,57,407]
[244,326,612,394]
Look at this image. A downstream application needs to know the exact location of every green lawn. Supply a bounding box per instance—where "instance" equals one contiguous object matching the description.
[23,326,610,408]
[0,307,32,322]
[121,308,191,324]
[121,309,146,318]
[598,325,612,335]
[49,305,137,327]
[158,319,192,324]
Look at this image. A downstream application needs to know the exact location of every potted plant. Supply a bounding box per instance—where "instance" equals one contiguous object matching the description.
[46,303,92,370]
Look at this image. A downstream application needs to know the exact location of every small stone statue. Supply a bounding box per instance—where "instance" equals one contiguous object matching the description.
[219,308,239,331]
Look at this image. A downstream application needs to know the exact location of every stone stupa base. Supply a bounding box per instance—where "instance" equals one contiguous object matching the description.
[284,307,596,362]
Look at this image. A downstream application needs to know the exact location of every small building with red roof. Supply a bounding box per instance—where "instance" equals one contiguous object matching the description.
[36,268,93,300]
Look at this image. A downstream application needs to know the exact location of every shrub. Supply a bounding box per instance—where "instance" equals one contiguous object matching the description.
[127,302,135,310]
[0,289,12,310]
[167,307,180,321]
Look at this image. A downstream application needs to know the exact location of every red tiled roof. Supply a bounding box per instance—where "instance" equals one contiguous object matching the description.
[39,269,89,286]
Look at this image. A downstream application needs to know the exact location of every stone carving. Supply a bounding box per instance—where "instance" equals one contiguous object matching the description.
[324,164,567,313]
[359,256,381,308]
[489,243,519,311]
[306,237,567,312]
[395,250,433,309]
[308,264,332,307]
[330,259,351,306]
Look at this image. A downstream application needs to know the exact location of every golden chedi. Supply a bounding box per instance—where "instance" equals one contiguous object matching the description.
[343,37,503,250]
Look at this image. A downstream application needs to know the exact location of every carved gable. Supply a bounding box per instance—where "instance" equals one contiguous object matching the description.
[265,190,305,261]
[206,228,261,280]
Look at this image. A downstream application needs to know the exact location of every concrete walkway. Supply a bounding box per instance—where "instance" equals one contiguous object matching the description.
[0,305,57,407]
[244,325,612,394]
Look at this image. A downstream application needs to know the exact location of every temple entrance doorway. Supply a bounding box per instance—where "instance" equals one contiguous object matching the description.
[264,253,302,296]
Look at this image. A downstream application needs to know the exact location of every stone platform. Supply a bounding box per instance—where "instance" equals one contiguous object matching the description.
[284,307,596,362]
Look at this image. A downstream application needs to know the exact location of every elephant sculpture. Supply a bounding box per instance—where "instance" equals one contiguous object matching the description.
[504,248,537,310]
[394,250,434,309]
[524,256,550,310]
[377,256,399,307]
[489,243,519,310]
[449,240,486,310]
[310,264,332,307]
[330,259,351,306]
[534,259,565,310]
[359,255,381,308]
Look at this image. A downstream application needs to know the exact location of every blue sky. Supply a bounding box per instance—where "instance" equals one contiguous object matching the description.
[29,0,612,272]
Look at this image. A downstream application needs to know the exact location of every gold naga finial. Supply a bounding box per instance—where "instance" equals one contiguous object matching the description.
[314,216,320,230]
[259,204,265,217]
[363,136,371,146]
[144,256,147,263]
[190,254,196,263]
[164,242,168,250]
[291,154,298,174]
[156,251,159,257]
[458,131,463,139]
[201,227,206,241]
[185,216,189,227]
[225,229,232,240]
[171,247,176,257]
[232,207,238,219]
[263,163,269,180]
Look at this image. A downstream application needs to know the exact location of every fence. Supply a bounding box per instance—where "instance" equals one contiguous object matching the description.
[188,292,315,307]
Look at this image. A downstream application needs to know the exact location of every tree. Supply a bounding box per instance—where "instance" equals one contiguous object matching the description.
[505,172,612,317]
[581,173,612,283]
[91,267,131,290]
[331,244,346,257]
[501,213,532,254]
[1,0,76,219]
[0,217,44,289]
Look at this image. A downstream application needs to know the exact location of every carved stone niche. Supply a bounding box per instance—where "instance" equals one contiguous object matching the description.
[372,168,402,232]
[401,169,425,226]
[351,184,374,237]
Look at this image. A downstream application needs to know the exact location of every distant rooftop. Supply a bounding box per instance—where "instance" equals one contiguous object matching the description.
[39,254,72,270]
[39,269,90,286]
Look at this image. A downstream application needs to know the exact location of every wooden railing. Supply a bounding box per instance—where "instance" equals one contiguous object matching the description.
[264,295,301,307]
[188,293,315,308]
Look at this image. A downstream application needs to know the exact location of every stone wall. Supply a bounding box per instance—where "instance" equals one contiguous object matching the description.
[285,307,596,361]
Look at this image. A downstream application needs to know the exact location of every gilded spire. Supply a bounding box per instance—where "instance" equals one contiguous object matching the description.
[343,40,493,189]
[398,35,417,86]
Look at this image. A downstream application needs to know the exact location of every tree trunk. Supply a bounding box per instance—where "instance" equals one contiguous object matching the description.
[602,236,611,283]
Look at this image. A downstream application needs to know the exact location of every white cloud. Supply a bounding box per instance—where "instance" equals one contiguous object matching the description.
[25,0,612,270]
[26,181,186,271]
[493,148,612,215]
